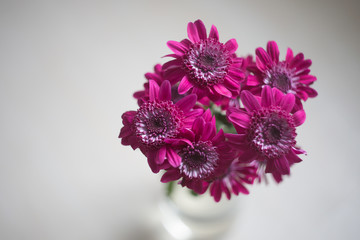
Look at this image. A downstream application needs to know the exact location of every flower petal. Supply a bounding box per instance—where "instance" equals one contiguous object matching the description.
[187,22,200,43]
[256,47,272,71]
[194,19,207,40]
[286,48,293,62]
[228,112,250,129]
[266,41,279,64]
[299,75,317,85]
[178,75,193,94]
[210,181,222,202]
[161,169,181,183]
[240,90,261,112]
[155,147,167,164]
[279,93,295,113]
[149,80,159,101]
[192,117,205,138]
[159,80,171,101]
[209,25,219,40]
[167,41,187,55]
[175,93,197,112]
[239,150,258,163]
[286,149,303,164]
[273,156,290,175]
[225,39,238,54]
[261,85,274,108]
[166,148,181,167]
[213,84,232,98]
[293,109,306,126]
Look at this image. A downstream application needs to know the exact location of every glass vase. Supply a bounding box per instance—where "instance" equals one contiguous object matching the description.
[158,182,239,240]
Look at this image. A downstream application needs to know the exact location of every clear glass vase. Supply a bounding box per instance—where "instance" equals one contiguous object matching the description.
[158,182,239,240]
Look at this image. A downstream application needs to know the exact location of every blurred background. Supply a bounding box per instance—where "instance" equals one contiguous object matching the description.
[1,0,359,239]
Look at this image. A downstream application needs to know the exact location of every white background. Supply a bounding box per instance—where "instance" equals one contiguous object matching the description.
[1,0,359,239]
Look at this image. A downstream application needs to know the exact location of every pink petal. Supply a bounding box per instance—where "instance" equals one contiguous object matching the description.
[255,47,272,71]
[164,138,193,148]
[210,182,222,202]
[272,171,284,183]
[187,22,200,43]
[225,39,238,54]
[297,59,312,71]
[290,53,304,68]
[166,148,181,167]
[279,93,295,113]
[239,150,258,163]
[213,84,232,98]
[155,147,167,164]
[225,133,246,143]
[161,169,181,183]
[175,94,197,112]
[240,90,261,112]
[149,80,159,101]
[162,59,183,71]
[192,117,205,138]
[261,85,274,108]
[147,153,160,173]
[224,77,241,91]
[212,129,225,145]
[272,87,285,105]
[228,112,250,129]
[221,182,231,200]
[167,41,187,55]
[194,19,207,40]
[299,86,318,98]
[191,181,208,194]
[201,122,215,141]
[119,126,132,138]
[286,150,302,164]
[273,156,290,174]
[246,75,261,86]
[286,48,293,62]
[292,146,307,155]
[266,41,279,64]
[299,75,317,84]
[293,109,306,126]
[209,25,219,40]
[178,75,193,94]
[121,111,136,125]
[159,80,171,101]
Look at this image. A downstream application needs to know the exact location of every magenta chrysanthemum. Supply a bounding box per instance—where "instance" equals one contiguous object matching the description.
[119,80,203,173]
[163,19,245,101]
[161,110,236,194]
[248,41,317,102]
[179,141,219,179]
[133,101,183,148]
[226,86,306,181]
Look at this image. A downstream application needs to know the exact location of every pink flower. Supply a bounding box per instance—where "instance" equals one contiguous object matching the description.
[161,110,236,194]
[209,160,258,202]
[226,86,306,181]
[248,41,317,103]
[119,80,203,173]
[163,19,245,102]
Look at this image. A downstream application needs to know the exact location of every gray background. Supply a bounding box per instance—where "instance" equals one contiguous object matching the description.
[1,0,359,239]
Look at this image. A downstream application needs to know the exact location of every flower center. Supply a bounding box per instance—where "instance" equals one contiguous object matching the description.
[179,141,219,179]
[134,101,183,148]
[264,63,295,93]
[183,39,231,88]
[247,107,296,159]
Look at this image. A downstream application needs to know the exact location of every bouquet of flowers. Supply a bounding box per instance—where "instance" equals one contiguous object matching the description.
[119,19,317,202]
